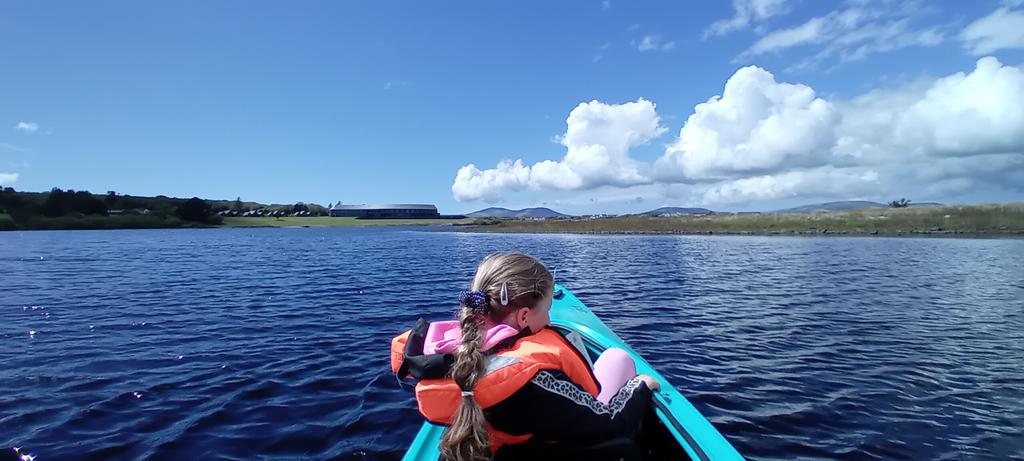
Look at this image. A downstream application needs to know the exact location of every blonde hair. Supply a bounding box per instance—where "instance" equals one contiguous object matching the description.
[440,253,554,461]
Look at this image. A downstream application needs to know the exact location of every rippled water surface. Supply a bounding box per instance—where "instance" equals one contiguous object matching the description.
[2,228,1023,460]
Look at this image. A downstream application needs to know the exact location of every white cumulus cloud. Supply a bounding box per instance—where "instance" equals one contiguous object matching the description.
[665,57,1024,203]
[961,6,1024,55]
[893,57,1024,157]
[452,160,531,203]
[15,122,38,134]
[676,57,1024,204]
[0,172,18,186]
[835,57,1024,162]
[654,64,841,181]
[451,99,665,202]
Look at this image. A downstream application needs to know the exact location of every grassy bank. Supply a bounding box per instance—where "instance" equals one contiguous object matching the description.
[0,213,14,231]
[455,203,1024,237]
[222,216,474,228]
[5,214,201,230]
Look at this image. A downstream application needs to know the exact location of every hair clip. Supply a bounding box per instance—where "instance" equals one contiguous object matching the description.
[499,281,509,306]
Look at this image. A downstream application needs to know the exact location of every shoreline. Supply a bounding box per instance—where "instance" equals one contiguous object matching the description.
[5,204,1023,237]
[6,224,1021,238]
[0,216,474,231]
[442,203,1024,239]
[445,226,1024,239]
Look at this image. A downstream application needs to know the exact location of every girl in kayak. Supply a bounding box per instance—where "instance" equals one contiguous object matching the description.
[390,253,660,460]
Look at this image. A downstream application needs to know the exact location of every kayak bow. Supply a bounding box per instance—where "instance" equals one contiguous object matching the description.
[401,284,744,461]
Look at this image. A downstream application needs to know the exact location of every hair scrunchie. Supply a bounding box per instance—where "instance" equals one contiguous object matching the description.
[459,290,490,314]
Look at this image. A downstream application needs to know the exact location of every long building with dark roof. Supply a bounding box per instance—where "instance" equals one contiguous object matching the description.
[329,203,440,219]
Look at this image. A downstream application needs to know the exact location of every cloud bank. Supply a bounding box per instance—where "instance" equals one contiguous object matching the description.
[452,58,1024,205]
[0,172,18,186]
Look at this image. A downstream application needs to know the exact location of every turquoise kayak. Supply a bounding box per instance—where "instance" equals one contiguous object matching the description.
[401,284,744,461]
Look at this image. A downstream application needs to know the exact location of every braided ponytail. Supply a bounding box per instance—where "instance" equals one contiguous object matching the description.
[440,306,490,460]
[441,253,553,461]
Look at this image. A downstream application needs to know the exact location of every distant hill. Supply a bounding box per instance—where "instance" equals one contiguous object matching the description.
[637,207,715,216]
[775,200,944,213]
[466,207,570,218]
[774,201,886,213]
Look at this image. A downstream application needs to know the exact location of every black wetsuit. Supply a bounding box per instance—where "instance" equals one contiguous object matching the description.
[486,369,653,460]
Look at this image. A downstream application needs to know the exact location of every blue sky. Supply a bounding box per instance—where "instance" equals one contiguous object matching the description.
[2,1,1023,214]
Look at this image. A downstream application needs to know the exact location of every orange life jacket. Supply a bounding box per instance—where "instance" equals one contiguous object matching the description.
[391,323,599,452]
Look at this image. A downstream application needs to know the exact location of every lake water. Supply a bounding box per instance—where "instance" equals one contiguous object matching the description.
[1,228,1023,460]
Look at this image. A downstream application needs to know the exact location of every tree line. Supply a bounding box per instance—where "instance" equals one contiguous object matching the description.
[0,187,336,230]
[0,187,223,228]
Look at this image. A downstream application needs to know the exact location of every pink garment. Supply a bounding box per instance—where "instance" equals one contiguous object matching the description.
[423,320,521,355]
[424,321,637,404]
[593,347,637,404]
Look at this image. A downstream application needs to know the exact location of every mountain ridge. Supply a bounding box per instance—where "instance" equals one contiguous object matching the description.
[466,207,570,218]
[467,201,947,218]
[774,200,944,214]
[636,207,715,216]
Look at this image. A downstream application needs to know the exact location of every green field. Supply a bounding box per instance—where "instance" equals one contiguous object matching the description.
[222,216,474,228]
[458,203,1024,237]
